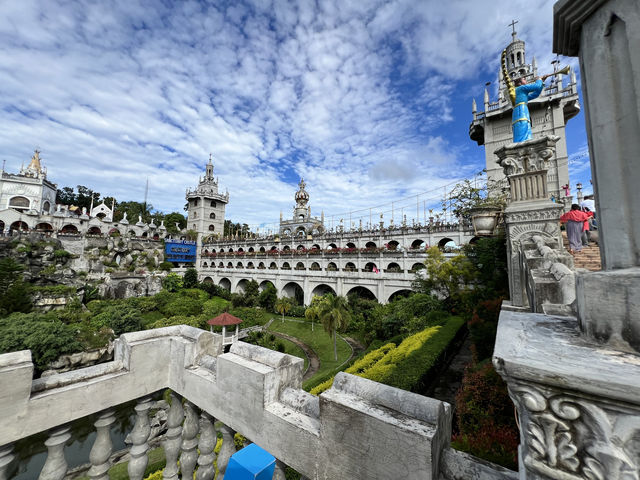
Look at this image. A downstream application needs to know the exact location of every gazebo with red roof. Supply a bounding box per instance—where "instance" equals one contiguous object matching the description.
[207,312,243,345]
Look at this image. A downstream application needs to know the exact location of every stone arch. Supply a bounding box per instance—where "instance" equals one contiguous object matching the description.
[386,262,401,272]
[311,284,336,297]
[87,226,101,235]
[411,239,426,249]
[209,212,216,219]
[310,262,321,271]
[344,262,357,272]
[269,262,277,270]
[248,247,254,252]
[42,201,51,213]
[365,241,377,249]
[282,281,304,305]
[295,226,306,237]
[61,224,79,234]
[346,286,377,301]
[228,247,234,252]
[295,262,305,270]
[364,262,378,272]
[219,278,231,291]
[270,246,278,251]
[386,240,399,250]
[346,242,356,249]
[109,228,121,237]
[282,262,291,270]
[202,261,208,268]
[296,244,305,250]
[282,228,291,236]
[238,248,244,252]
[260,246,266,252]
[10,221,28,232]
[410,262,425,272]
[227,262,233,268]
[202,276,213,284]
[236,279,250,294]
[311,244,320,250]
[388,289,413,302]
[258,262,266,269]
[153,233,160,240]
[218,261,224,268]
[282,245,291,251]
[236,261,244,269]
[209,225,215,231]
[469,236,480,244]
[326,262,338,271]
[128,230,136,237]
[35,222,53,232]
[327,243,338,250]
[259,280,275,292]
[438,237,454,249]
[141,232,148,238]
[9,196,30,211]
[247,262,255,269]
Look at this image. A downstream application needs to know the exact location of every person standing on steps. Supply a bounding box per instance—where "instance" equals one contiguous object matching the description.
[560,204,592,254]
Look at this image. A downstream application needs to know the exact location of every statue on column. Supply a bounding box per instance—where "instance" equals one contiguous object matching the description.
[502,49,551,143]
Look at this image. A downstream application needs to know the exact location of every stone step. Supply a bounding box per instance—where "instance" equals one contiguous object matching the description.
[561,231,601,271]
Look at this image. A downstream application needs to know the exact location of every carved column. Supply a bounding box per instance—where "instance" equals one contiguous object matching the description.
[162,392,183,480]
[88,409,116,480]
[39,425,71,480]
[195,411,216,480]
[128,396,152,480]
[216,424,237,478]
[495,136,565,308]
[179,401,199,480]
[0,444,14,480]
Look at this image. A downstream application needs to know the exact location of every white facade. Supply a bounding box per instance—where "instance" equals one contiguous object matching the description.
[186,155,228,238]
[0,150,57,215]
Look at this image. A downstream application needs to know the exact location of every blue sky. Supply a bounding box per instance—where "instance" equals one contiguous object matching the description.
[0,0,591,232]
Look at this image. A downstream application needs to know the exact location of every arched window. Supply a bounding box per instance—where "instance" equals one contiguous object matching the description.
[193,212,198,218]
[9,196,29,210]
[42,201,51,213]
[210,200,216,207]
[326,262,337,271]
[209,212,216,219]
[209,225,215,231]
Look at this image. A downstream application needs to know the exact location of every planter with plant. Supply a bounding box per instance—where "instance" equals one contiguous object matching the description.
[445,178,506,236]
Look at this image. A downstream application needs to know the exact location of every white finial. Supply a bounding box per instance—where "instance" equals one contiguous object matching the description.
[472,98,477,113]
[484,88,489,104]
[532,56,537,69]
[570,68,576,84]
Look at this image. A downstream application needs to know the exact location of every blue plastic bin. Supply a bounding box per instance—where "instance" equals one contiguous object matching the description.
[223,443,276,480]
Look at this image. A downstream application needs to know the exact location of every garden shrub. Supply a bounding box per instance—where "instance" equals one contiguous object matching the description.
[288,305,306,317]
[162,272,183,292]
[228,307,270,328]
[159,261,173,271]
[160,295,204,317]
[452,360,519,469]
[468,297,503,362]
[53,249,71,258]
[202,297,230,318]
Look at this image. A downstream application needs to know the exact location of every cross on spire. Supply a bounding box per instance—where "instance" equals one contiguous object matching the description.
[509,19,518,41]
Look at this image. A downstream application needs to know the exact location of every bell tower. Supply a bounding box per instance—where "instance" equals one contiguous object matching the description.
[185,154,228,239]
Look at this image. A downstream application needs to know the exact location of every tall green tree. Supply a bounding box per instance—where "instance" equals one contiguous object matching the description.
[0,258,32,315]
[274,296,293,323]
[317,294,352,361]
[183,268,199,289]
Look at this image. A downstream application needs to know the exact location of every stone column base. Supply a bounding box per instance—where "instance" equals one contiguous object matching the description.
[493,310,640,480]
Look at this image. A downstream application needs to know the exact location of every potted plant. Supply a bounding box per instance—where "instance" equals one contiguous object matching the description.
[445,178,506,236]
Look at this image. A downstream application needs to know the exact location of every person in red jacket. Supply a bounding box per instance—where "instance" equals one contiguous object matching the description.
[560,204,592,254]
[581,207,595,246]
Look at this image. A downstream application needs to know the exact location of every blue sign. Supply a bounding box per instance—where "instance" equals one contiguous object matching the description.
[164,239,197,263]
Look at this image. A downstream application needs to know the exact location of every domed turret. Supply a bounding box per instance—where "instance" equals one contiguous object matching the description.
[295,178,309,207]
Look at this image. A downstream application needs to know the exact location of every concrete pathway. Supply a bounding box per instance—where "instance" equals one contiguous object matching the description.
[271,332,320,381]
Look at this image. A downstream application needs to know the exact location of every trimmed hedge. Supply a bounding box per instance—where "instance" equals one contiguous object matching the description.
[311,316,465,395]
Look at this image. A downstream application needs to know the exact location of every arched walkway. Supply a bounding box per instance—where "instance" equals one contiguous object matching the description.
[259,280,275,292]
[311,284,336,298]
[346,286,377,302]
[388,289,413,302]
[202,277,213,284]
[282,281,304,305]
[219,278,231,291]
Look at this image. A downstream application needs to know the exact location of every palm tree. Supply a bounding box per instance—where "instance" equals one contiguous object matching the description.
[274,296,293,323]
[317,294,351,361]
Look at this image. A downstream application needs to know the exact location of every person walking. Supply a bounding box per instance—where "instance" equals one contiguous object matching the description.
[560,204,592,254]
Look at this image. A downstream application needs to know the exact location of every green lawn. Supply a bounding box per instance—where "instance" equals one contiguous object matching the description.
[273,334,309,371]
[268,317,352,389]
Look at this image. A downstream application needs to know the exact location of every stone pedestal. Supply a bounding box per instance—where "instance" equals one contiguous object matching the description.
[495,136,565,308]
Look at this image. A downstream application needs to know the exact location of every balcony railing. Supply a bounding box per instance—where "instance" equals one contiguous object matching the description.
[0,327,516,480]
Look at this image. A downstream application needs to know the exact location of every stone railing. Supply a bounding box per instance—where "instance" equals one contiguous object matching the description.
[0,326,517,480]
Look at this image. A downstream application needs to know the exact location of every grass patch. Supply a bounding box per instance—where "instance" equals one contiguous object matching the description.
[268,317,351,389]
[75,446,166,480]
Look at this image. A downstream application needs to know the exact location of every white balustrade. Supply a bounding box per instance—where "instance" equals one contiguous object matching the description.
[162,392,184,480]
[195,411,216,480]
[180,400,199,480]
[39,425,71,480]
[0,445,14,480]
[87,409,116,480]
[216,424,237,478]
[128,396,153,480]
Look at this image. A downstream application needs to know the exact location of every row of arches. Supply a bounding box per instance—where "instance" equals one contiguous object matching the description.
[200,260,426,273]
[202,277,412,304]
[0,220,164,239]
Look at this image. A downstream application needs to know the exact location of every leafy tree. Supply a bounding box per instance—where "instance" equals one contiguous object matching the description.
[274,296,293,323]
[243,280,259,307]
[114,201,152,223]
[258,283,277,311]
[316,294,352,361]
[462,236,509,301]
[0,258,32,315]
[183,268,199,289]
[185,229,198,241]
[163,212,187,233]
[163,272,183,292]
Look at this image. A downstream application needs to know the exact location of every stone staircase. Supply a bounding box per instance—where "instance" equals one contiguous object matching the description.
[562,231,601,271]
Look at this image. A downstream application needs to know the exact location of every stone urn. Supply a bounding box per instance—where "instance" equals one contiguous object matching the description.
[470,207,502,236]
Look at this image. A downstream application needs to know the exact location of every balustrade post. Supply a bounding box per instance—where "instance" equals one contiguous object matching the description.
[0,444,14,480]
[39,425,71,480]
[272,459,286,480]
[87,409,116,480]
[128,396,153,480]
[162,392,184,480]
[195,411,216,480]
[179,401,199,480]
[216,424,237,478]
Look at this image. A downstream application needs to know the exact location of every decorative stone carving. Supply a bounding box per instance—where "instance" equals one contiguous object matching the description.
[509,381,640,480]
[88,410,116,480]
[162,392,183,480]
[216,424,237,478]
[39,425,71,480]
[179,401,199,480]
[128,396,152,480]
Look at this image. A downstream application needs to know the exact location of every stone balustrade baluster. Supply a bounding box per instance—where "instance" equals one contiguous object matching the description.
[272,459,286,480]
[39,425,71,480]
[194,411,216,480]
[216,424,237,478]
[128,396,153,480]
[0,444,14,480]
[162,392,184,480]
[179,400,199,480]
[87,409,116,480]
